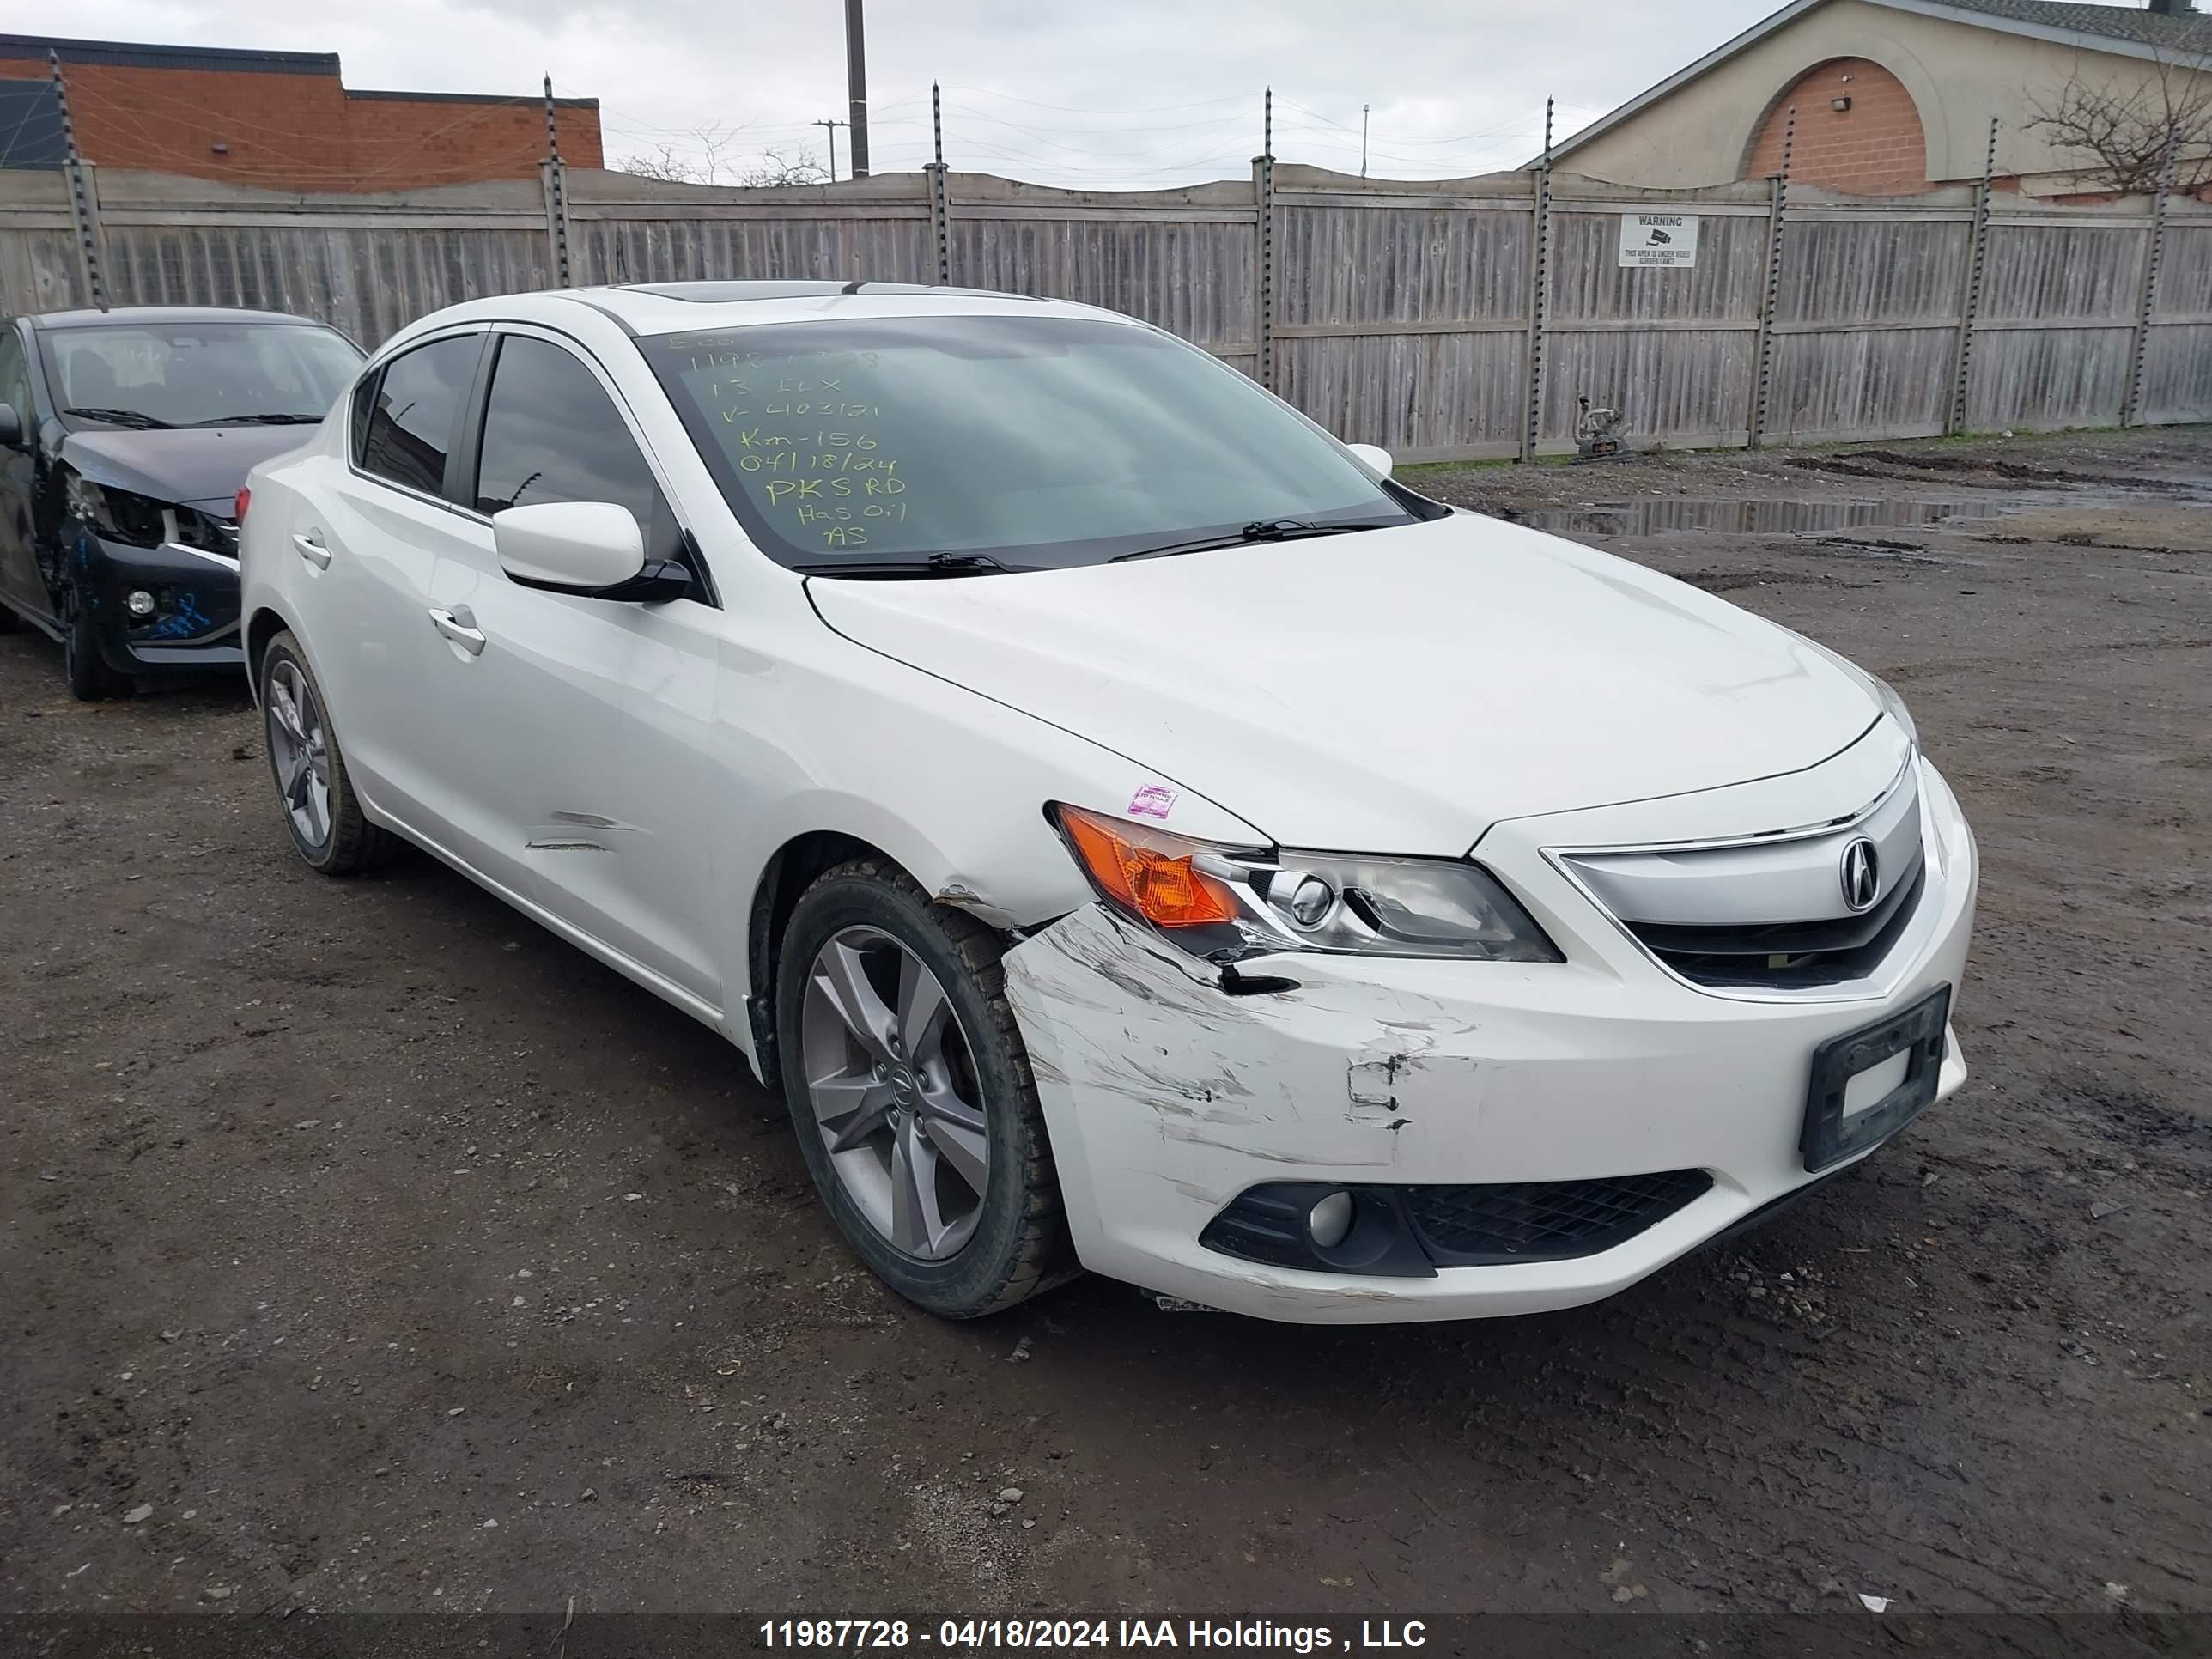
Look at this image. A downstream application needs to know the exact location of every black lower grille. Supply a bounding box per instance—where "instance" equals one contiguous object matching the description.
[1200,1170,1714,1276]
[1401,1170,1713,1265]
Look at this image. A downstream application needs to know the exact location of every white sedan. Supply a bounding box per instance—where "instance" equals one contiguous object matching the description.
[239,281,1976,1324]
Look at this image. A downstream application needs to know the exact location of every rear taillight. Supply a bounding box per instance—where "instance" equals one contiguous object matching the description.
[234,486,251,523]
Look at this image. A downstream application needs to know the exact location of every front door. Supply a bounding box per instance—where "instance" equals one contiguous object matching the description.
[0,326,44,623]
[422,328,725,1010]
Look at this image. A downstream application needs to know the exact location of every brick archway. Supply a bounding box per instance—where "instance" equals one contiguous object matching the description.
[1744,58,1929,196]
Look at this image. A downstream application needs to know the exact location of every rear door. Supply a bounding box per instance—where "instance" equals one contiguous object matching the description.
[423,325,725,1007]
[300,328,491,839]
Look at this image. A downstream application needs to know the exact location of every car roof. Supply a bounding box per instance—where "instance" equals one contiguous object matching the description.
[26,304,337,331]
[394,281,1134,345]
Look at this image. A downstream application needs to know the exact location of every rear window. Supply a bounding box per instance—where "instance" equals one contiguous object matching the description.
[348,373,378,466]
[641,313,1407,571]
[358,334,480,497]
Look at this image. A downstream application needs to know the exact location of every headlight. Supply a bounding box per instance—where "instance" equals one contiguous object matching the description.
[1053,805,1562,964]
[1782,627,1919,752]
[64,474,169,549]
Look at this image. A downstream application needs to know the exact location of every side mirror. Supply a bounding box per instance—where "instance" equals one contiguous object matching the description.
[1346,441,1394,478]
[492,501,689,602]
[0,402,22,449]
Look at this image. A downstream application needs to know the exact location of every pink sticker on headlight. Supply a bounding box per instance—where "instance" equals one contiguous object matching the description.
[1127,784,1178,820]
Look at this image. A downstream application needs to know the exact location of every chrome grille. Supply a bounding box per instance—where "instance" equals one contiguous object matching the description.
[1559,760,1935,994]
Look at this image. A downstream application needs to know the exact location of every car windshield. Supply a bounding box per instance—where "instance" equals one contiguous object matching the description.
[41,320,363,429]
[641,313,1414,571]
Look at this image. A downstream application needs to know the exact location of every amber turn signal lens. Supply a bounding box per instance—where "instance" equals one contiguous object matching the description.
[1059,805,1239,928]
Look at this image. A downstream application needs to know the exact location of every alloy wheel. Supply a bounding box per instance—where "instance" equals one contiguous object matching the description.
[265,659,332,849]
[799,925,990,1260]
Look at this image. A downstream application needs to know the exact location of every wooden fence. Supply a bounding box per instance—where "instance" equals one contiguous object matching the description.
[4,161,2206,460]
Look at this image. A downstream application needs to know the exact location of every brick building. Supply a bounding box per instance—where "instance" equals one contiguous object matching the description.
[1541,0,2210,198]
[0,34,600,193]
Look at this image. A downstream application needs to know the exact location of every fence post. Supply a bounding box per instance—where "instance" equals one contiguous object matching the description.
[1520,97,1553,464]
[926,82,951,284]
[1254,89,1276,391]
[1749,107,1794,449]
[1948,118,1999,435]
[51,51,108,312]
[542,76,573,288]
[2121,143,2174,429]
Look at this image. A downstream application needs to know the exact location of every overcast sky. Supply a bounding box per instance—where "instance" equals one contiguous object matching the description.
[64,0,1800,187]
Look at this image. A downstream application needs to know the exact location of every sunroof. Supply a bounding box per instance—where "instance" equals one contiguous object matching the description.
[627,281,854,302]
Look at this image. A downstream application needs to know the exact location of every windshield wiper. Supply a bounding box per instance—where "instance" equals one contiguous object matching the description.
[191,412,323,427]
[1108,518,1405,563]
[62,406,174,430]
[797,551,1030,579]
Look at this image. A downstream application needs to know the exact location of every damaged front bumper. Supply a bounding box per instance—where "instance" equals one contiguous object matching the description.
[1001,765,1977,1326]
[70,527,245,675]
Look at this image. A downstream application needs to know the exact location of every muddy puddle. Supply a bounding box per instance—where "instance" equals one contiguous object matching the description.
[1523,496,2012,538]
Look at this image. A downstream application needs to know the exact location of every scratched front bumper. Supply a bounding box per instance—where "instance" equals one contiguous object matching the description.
[1001,854,1973,1324]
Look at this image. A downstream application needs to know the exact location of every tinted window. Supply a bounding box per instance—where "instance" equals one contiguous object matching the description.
[40,321,361,430]
[641,314,1411,571]
[474,337,673,556]
[360,335,480,496]
[349,372,378,466]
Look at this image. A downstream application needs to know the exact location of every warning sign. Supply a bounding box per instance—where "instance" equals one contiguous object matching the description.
[1618,213,1699,268]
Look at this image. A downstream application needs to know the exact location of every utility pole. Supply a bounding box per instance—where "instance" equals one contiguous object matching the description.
[844,0,871,179]
[1361,104,1370,178]
[814,118,848,184]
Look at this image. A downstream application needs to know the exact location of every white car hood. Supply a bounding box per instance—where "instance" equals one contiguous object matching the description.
[809,513,1880,854]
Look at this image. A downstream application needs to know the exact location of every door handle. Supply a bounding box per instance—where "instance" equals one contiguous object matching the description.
[292,532,331,570]
[428,606,487,656]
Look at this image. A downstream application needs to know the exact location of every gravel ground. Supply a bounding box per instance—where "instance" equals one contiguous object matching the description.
[2,427,2208,1627]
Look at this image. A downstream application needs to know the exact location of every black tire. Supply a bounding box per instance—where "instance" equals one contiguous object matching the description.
[63,591,131,701]
[776,859,1074,1318]
[0,598,19,634]
[257,629,402,875]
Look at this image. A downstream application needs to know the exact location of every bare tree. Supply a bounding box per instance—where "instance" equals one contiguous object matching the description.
[615,132,830,189]
[2027,55,2212,196]
[617,144,707,184]
[613,122,744,185]
[736,144,830,188]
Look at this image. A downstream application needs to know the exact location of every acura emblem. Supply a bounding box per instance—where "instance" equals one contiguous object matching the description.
[1839,837,1881,914]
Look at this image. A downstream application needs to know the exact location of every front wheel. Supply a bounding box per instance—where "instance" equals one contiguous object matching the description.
[777,860,1073,1318]
[63,592,131,701]
[258,629,401,874]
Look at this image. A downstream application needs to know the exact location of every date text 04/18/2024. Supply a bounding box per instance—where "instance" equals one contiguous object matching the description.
[758,1621,1431,1651]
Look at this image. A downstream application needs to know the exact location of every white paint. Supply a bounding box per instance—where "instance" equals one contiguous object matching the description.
[1619,214,1700,267]
[240,283,1981,1324]
[811,510,1878,854]
[490,501,645,591]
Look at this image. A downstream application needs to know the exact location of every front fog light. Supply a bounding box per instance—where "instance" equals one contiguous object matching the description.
[126,589,155,617]
[1308,1190,1354,1249]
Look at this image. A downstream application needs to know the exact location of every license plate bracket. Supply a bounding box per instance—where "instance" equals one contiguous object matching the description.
[1800,984,1952,1173]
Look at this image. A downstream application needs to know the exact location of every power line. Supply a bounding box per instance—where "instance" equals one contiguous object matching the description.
[933,86,1257,116]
